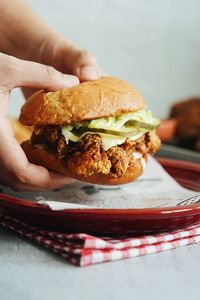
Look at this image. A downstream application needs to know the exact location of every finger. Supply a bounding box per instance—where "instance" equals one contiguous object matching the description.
[10,177,74,192]
[79,66,106,82]
[79,66,100,82]
[1,53,79,92]
[0,170,75,192]
[0,118,74,189]
[66,49,101,82]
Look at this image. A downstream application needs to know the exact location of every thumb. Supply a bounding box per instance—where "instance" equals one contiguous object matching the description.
[1,53,79,92]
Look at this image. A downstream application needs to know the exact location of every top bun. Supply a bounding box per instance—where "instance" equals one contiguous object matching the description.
[19,77,147,126]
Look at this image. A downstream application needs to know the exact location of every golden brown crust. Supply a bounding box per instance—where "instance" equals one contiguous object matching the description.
[21,141,145,185]
[19,77,147,126]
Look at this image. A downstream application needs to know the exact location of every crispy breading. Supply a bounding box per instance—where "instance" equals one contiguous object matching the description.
[107,147,129,177]
[31,126,160,178]
[145,131,161,155]
[66,134,111,176]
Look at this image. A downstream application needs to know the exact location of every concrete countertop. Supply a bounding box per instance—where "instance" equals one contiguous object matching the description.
[1,227,200,300]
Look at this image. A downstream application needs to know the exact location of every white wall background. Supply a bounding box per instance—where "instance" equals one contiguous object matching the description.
[9,0,200,118]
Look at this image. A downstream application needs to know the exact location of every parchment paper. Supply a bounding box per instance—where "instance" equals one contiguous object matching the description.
[1,156,199,210]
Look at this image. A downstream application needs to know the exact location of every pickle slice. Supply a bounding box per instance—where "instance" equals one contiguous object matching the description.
[90,128,140,137]
[73,127,140,138]
[126,120,160,130]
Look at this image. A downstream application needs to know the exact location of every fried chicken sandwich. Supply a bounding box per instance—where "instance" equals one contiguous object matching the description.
[20,77,161,185]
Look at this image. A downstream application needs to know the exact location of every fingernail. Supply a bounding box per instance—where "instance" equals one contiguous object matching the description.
[64,75,79,87]
[80,66,98,79]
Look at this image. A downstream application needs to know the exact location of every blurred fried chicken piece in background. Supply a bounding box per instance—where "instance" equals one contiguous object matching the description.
[170,98,200,152]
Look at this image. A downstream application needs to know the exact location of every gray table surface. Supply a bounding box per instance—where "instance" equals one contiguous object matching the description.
[1,227,200,300]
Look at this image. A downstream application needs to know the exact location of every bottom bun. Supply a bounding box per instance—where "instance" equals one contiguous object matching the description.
[21,141,146,185]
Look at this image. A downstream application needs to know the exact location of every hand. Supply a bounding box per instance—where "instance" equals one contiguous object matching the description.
[0,0,104,96]
[0,52,79,191]
[22,38,104,98]
[22,39,105,98]
[40,37,104,82]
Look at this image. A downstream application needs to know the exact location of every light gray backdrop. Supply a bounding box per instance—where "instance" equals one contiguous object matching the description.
[9,0,200,118]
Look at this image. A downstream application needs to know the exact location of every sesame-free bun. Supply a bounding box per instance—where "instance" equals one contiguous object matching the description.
[19,77,147,126]
[21,141,145,185]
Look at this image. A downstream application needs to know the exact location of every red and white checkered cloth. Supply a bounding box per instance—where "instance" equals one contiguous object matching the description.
[0,212,200,267]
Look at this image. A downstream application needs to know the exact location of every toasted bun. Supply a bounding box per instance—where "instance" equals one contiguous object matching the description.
[19,77,147,126]
[21,141,145,185]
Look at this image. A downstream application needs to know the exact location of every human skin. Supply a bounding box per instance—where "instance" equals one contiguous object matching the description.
[0,0,101,82]
[0,0,102,191]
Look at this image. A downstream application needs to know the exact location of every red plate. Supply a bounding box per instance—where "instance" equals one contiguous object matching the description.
[0,158,199,235]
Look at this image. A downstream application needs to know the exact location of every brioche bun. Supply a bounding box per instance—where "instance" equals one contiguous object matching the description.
[19,77,147,126]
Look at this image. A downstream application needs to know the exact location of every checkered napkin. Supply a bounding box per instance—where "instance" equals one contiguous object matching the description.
[1,213,200,267]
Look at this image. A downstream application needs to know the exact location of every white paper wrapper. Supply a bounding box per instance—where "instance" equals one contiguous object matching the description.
[1,156,199,210]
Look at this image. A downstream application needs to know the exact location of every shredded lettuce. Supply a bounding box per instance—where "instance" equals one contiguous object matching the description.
[88,110,159,130]
[61,110,159,150]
